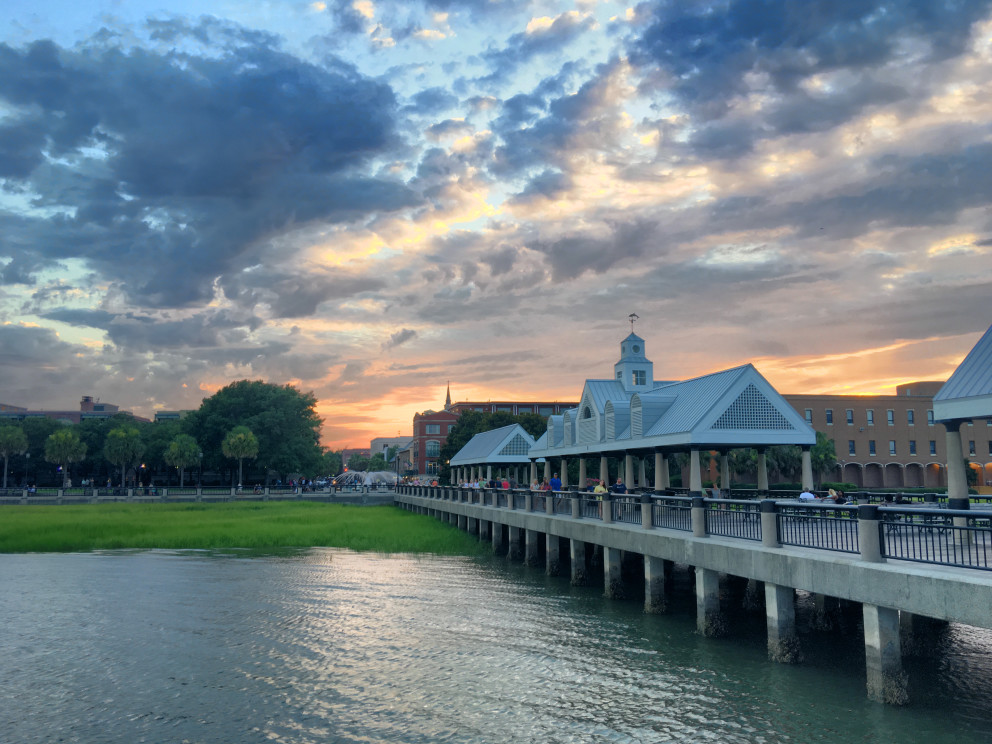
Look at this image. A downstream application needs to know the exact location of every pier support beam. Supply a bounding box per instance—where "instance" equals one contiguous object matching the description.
[696,567,726,636]
[900,612,948,656]
[546,534,560,576]
[524,529,541,567]
[457,514,467,530]
[863,604,908,705]
[570,539,587,586]
[644,556,669,614]
[507,526,522,561]
[479,519,491,541]
[765,583,801,663]
[603,546,624,599]
[492,522,505,554]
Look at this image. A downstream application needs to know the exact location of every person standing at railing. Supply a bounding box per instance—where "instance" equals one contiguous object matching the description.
[549,472,562,491]
[611,477,627,494]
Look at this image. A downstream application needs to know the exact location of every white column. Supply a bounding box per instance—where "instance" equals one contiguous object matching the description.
[561,458,568,489]
[757,448,769,492]
[721,451,730,490]
[529,460,537,485]
[543,460,551,482]
[654,451,663,491]
[639,457,647,490]
[945,422,968,500]
[599,456,608,484]
[578,458,586,491]
[801,446,814,490]
[661,454,670,489]
[689,449,703,493]
[486,464,492,481]
[624,453,633,486]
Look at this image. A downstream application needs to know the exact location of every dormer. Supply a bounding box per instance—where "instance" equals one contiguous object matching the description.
[613,332,654,393]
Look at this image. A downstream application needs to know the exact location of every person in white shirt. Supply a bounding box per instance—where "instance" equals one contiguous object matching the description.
[799,488,816,500]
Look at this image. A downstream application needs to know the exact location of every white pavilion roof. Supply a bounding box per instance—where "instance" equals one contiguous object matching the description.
[934,324,992,422]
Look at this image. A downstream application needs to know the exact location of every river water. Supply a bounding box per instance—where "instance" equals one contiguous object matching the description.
[1,549,990,743]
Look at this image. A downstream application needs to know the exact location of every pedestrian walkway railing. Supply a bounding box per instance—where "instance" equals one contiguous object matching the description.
[397,486,992,572]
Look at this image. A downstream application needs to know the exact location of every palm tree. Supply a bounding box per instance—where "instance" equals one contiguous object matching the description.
[44,428,87,488]
[0,425,28,489]
[104,426,145,488]
[222,426,259,487]
[164,434,200,488]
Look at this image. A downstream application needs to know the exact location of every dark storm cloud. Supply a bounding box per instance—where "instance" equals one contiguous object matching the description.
[528,219,663,281]
[0,30,416,308]
[381,328,418,350]
[631,0,992,155]
[406,86,459,114]
[223,270,388,319]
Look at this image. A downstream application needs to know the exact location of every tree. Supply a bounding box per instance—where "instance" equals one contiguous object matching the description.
[0,425,28,489]
[184,380,323,480]
[366,453,388,472]
[345,453,371,472]
[45,428,87,488]
[438,411,550,484]
[164,434,200,488]
[222,426,259,487]
[20,417,62,486]
[320,449,343,477]
[811,431,838,484]
[105,426,146,488]
[767,445,802,484]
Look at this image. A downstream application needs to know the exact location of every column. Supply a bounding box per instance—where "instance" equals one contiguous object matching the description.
[603,547,624,599]
[578,458,587,491]
[507,526,522,560]
[644,555,668,614]
[757,448,769,492]
[720,451,730,491]
[624,453,634,487]
[945,422,968,501]
[765,583,801,662]
[801,446,814,490]
[546,534,560,576]
[654,451,664,491]
[561,458,568,489]
[863,604,908,704]
[492,522,505,553]
[479,519,491,541]
[599,456,609,485]
[544,460,551,483]
[695,568,726,636]
[529,460,537,485]
[689,449,703,493]
[570,539,587,586]
[525,529,541,567]
[661,454,670,489]
[639,457,647,490]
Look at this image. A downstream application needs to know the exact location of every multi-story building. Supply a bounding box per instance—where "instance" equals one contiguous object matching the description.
[0,395,149,424]
[784,382,992,489]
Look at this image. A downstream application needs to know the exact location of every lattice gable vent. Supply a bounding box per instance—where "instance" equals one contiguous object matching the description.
[500,434,530,456]
[711,383,795,430]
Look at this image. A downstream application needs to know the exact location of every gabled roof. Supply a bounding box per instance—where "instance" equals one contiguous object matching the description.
[646,366,750,436]
[450,424,536,466]
[934,324,992,421]
[582,379,628,413]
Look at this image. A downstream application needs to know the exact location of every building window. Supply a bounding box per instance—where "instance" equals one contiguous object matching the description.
[632,370,646,386]
[909,440,917,456]
[969,440,976,456]
[927,409,934,425]
[425,424,440,435]
[889,440,896,455]
[848,440,856,456]
[867,409,875,426]
[426,461,439,475]
[426,440,440,457]
[869,440,876,455]
[929,440,937,456]
[804,409,812,424]
[538,406,553,416]
[887,409,894,426]
[846,409,854,425]
[907,410,914,426]
[825,409,833,425]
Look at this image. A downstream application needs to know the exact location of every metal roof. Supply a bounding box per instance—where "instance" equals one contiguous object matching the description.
[933,324,992,421]
[645,366,749,436]
[450,424,536,466]
[583,379,628,413]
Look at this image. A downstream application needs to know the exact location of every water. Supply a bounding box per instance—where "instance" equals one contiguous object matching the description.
[1,549,990,743]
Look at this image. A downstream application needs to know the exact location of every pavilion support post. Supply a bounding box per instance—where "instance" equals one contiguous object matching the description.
[695,567,726,636]
[603,546,624,599]
[654,451,663,491]
[801,446,814,490]
[561,458,568,489]
[570,539,587,586]
[639,457,647,490]
[546,534,560,576]
[863,604,908,705]
[599,456,609,485]
[624,453,634,487]
[721,451,730,491]
[529,460,537,486]
[644,555,668,614]
[661,454,670,489]
[689,449,703,494]
[757,448,769,493]
[507,526,522,561]
[578,458,587,491]
[765,583,802,663]
[944,422,968,501]
[486,464,492,482]
[524,529,541,567]
[544,460,551,483]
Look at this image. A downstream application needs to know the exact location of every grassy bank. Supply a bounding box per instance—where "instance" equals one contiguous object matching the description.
[0,502,487,555]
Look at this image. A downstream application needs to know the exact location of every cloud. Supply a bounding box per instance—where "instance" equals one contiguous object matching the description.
[382,327,418,350]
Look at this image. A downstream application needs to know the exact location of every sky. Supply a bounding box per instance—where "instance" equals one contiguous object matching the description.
[2,0,992,449]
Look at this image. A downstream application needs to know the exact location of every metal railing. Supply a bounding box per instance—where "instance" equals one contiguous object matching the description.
[704,499,762,541]
[778,503,860,553]
[580,498,602,520]
[612,497,641,525]
[651,497,692,531]
[881,507,992,571]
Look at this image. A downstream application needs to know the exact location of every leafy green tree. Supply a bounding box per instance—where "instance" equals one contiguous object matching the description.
[0,425,28,489]
[139,419,181,478]
[184,380,323,481]
[45,428,87,488]
[811,431,838,483]
[345,453,371,472]
[222,426,259,486]
[20,417,62,486]
[367,453,388,472]
[320,449,343,477]
[767,445,802,484]
[105,426,146,488]
[76,414,136,483]
[164,433,200,488]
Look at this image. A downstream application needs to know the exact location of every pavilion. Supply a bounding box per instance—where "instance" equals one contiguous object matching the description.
[449,424,541,485]
[525,331,817,493]
[933,323,992,499]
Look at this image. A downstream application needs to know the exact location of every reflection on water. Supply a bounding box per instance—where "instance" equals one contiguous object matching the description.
[1,549,990,743]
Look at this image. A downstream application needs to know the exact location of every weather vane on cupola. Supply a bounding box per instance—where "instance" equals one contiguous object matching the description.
[628,313,639,333]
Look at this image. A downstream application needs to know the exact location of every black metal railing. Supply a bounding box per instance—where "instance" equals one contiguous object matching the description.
[552,494,572,515]
[778,503,860,553]
[531,494,545,512]
[881,507,992,571]
[612,497,641,525]
[704,499,762,541]
[651,497,692,531]
[581,498,603,520]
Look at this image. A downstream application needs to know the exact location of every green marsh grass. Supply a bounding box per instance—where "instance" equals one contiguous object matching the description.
[0,502,488,555]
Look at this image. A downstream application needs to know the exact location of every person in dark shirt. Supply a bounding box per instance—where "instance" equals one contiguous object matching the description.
[611,477,627,494]
[549,473,562,491]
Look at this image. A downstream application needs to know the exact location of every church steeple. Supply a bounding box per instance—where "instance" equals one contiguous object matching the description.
[444,381,451,409]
